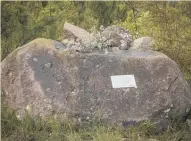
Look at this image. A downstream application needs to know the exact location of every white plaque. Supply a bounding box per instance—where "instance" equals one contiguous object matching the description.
[111,75,137,88]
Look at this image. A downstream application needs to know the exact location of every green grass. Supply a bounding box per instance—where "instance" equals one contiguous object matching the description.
[1,103,191,141]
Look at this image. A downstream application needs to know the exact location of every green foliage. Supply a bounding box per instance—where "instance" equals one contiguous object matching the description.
[1,104,21,138]
[84,1,128,28]
[1,1,98,60]
[115,1,191,79]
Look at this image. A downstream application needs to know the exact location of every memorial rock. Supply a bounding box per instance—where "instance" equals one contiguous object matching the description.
[1,28,191,131]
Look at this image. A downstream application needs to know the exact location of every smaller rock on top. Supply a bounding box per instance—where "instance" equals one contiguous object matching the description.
[63,22,90,40]
[101,25,133,49]
[61,22,157,53]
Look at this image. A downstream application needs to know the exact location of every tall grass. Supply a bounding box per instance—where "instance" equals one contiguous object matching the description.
[1,103,191,141]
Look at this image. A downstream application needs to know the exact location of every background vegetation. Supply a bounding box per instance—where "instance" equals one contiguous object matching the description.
[1,1,191,79]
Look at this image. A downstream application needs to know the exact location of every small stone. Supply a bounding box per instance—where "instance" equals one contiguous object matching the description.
[62,39,69,44]
[186,119,191,129]
[186,107,190,113]
[46,88,50,92]
[8,72,12,77]
[130,37,154,50]
[120,40,125,43]
[25,53,32,59]
[33,57,38,62]
[163,108,170,113]
[104,49,108,55]
[25,104,31,112]
[45,62,52,68]
[55,41,65,49]
[100,25,104,31]
[48,50,54,56]
[16,114,21,120]
[78,117,81,122]
[47,105,52,110]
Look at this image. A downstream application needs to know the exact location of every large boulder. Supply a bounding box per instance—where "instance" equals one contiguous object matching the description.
[1,38,191,130]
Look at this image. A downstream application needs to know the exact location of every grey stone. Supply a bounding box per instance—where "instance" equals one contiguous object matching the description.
[63,22,90,41]
[1,38,191,132]
[101,25,133,50]
[187,79,191,87]
[54,41,66,50]
[130,37,154,50]
[44,62,52,68]
[33,57,38,62]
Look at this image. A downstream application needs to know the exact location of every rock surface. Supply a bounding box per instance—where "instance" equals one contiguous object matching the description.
[63,22,90,41]
[61,23,134,52]
[130,37,154,50]
[1,38,191,131]
[187,79,191,87]
[101,25,133,50]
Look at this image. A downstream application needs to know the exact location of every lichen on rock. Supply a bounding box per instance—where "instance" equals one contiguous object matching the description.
[61,23,134,53]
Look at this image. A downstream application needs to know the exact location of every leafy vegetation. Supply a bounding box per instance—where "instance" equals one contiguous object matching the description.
[115,1,191,79]
[2,103,191,141]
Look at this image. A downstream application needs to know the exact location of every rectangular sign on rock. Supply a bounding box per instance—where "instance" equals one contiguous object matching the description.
[111,75,137,88]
